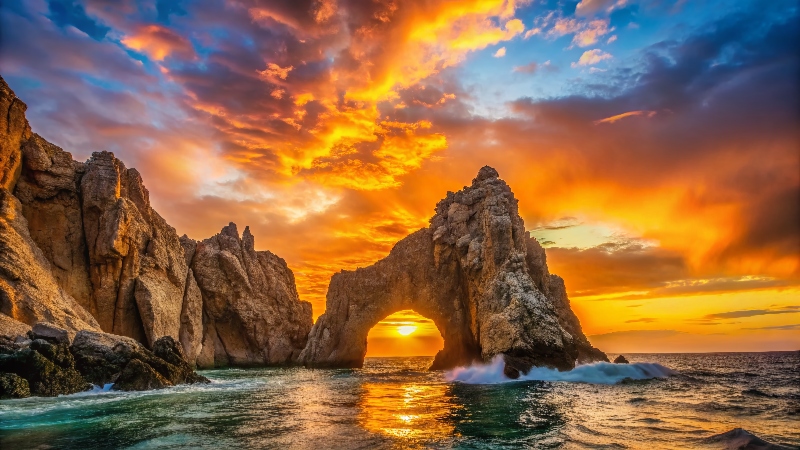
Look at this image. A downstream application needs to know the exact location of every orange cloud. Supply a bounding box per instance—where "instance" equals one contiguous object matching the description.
[572,48,612,66]
[594,110,657,124]
[121,24,194,61]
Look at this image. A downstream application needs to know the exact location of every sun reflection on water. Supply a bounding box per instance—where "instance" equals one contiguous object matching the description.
[358,381,456,443]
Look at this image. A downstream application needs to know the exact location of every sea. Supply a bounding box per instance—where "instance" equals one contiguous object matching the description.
[0,352,797,449]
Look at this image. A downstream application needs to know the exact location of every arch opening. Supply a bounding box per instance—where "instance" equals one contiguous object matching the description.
[365,310,444,358]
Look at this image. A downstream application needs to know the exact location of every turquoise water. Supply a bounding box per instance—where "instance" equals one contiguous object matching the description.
[0,353,797,449]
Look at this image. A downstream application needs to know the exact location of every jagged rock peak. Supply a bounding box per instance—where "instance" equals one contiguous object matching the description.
[473,165,500,183]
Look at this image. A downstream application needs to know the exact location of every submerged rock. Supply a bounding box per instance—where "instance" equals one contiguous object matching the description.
[300,166,607,371]
[703,428,794,450]
[614,355,630,364]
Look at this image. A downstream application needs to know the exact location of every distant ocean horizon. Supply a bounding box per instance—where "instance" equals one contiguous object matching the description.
[1,352,798,449]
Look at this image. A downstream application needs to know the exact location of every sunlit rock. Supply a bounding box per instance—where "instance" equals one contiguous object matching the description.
[300,166,607,372]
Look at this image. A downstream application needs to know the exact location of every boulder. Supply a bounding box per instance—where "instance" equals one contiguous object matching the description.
[614,355,630,364]
[0,340,89,397]
[301,166,606,372]
[70,330,208,389]
[30,322,70,345]
[0,372,30,399]
[114,359,171,391]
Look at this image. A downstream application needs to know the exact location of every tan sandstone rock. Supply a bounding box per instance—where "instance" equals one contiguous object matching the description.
[300,166,606,373]
[189,223,313,368]
[0,188,100,335]
[0,77,31,191]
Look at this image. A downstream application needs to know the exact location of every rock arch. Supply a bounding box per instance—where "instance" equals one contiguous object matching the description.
[299,167,607,374]
[300,229,481,369]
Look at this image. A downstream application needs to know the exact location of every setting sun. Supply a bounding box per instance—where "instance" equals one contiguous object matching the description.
[397,326,417,336]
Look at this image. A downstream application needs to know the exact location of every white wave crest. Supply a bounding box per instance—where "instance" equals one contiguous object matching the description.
[444,355,676,385]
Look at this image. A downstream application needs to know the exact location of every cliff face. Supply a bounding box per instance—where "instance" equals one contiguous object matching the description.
[301,166,606,373]
[185,224,313,367]
[0,75,312,367]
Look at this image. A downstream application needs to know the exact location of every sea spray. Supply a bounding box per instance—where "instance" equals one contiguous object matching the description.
[444,355,676,384]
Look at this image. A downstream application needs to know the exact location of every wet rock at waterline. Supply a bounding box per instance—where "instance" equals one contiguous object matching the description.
[0,327,208,398]
[70,330,209,388]
[300,166,607,373]
[614,355,630,364]
[703,428,794,450]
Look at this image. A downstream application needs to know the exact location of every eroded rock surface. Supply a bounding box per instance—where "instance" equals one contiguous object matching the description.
[0,77,30,191]
[300,166,606,373]
[0,188,101,334]
[189,224,313,368]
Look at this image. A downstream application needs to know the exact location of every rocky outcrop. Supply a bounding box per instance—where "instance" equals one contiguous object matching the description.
[188,224,313,367]
[0,74,313,369]
[71,330,208,390]
[614,355,629,364]
[0,325,208,398]
[300,166,606,373]
[0,338,90,397]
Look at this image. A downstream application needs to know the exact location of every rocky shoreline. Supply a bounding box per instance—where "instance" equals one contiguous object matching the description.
[0,322,207,399]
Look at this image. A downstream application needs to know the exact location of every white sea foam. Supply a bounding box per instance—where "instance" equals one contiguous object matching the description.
[444,355,676,384]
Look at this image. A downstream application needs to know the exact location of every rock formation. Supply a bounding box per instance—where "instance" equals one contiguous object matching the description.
[0,74,313,370]
[300,166,606,373]
[186,224,313,367]
[0,323,209,398]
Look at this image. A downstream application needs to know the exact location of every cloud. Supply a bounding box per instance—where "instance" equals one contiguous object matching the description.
[607,35,617,44]
[594,110,656,124]
[573,20,614,47]
[625,318,657,323]
[47,0,110,40]
[513,61,537,74]
[493,46,506,58]
[572,49,613,67]
[542,16,613,47]
[575,0,629,16]
[700,306,800,320]
[743,324,800,331]
[121,24,195,61]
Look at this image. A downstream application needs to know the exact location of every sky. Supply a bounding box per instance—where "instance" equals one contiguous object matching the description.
[1,0,798,355]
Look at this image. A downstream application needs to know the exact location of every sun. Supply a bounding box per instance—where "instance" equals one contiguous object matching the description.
[397,325,417,336]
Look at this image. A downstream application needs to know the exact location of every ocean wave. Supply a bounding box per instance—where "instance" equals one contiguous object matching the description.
[444,355,676,384]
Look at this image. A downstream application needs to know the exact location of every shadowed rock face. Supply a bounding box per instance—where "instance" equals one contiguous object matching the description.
[0,75,313,368]
[300,166,606,373]
[187,224,313,368]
